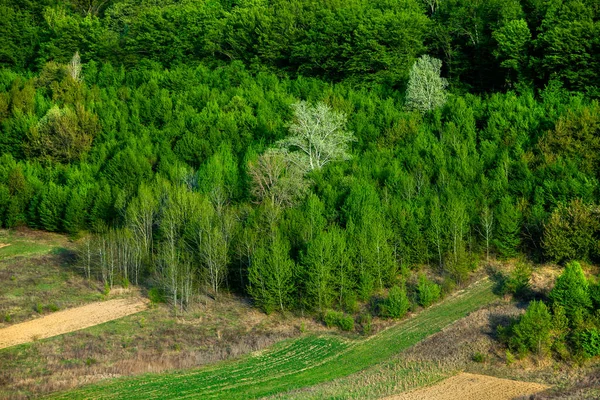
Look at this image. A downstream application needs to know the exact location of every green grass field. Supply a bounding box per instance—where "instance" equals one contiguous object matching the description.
[49,279,496,400]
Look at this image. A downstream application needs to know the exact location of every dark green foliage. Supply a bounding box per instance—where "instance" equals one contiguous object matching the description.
[543,200,600,263]
[577,329,600,357]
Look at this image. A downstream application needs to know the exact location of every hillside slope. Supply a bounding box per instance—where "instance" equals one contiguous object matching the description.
[50,280,496,400]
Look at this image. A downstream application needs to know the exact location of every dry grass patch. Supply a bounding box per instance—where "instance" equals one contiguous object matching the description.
[384,372,548,400]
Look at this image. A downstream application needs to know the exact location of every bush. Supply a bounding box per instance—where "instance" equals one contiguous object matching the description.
[148,287,165,304]
[358,313,372,335]
[505,350,515,365]
[338,315,355,331]
[472,351,487,363]
[324,310,343,328]
[416,274,441,307]
[381,285,410,319]
[502,262,532,299]
[323,310,354,331]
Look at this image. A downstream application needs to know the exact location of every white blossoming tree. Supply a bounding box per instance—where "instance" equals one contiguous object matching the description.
[405,55,448,113]
[278,101,355,172]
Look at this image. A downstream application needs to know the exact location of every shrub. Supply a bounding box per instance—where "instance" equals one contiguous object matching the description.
[502,262,532,299]
[381,285,410,319]
[148,287,165,304]
[358,313,372,335]
[323,310,354,331]
[338,315,355,331]
[324,310,343,328]
[505,350,515,365]
[416,274,441,307]
[472,352,487,363]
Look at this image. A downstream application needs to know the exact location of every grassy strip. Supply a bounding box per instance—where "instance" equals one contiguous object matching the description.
[271,359,454,400]
[49,279,496,400]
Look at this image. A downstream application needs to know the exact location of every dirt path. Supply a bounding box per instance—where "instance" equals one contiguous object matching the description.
[0,298,148,350]
[384,372,549,400]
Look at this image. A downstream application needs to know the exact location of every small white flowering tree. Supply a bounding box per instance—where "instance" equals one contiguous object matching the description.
[278,101,355,172]
[405,55,448,113]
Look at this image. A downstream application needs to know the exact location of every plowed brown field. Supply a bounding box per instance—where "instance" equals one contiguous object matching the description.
[384,372,548,400]
[0,297,148,349]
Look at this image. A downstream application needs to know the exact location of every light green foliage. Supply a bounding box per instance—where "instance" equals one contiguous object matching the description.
[26,104,99,163]
[381,285,411,319]
[405,55,448,113]
[323,310,354,331]
[494,196,521,258]
[248,232,295,313]
[302,230,336,312]
[416,274,441,307]
[509,300,553,356]
[549,261,592,319]
[493,19,532,80]
[501,262,532,298]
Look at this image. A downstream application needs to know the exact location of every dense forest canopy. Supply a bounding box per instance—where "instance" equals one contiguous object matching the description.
[1,0,600,336]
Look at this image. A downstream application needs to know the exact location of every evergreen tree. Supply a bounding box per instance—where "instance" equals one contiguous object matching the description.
[494,196,521,258]
[248,232,295,313]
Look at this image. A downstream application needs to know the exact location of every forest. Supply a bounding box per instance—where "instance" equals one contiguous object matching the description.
[1,0,600,360]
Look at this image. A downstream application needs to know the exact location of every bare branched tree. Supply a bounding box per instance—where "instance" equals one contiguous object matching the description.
[479,205,494,262]
[248,148,308,208]
[68,52,82,83]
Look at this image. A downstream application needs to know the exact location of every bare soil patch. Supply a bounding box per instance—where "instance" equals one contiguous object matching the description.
[0,298,148,349]
[384,372,548,400]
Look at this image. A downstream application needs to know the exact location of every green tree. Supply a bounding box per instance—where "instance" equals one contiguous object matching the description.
[26,104,100,163]
[509,300,553,356]
[549,261,592,320]
[248,232,295,313]
[492,19,532,83]
[494,196,521,258]
[302,230,336,312]
[542,200,600,263]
